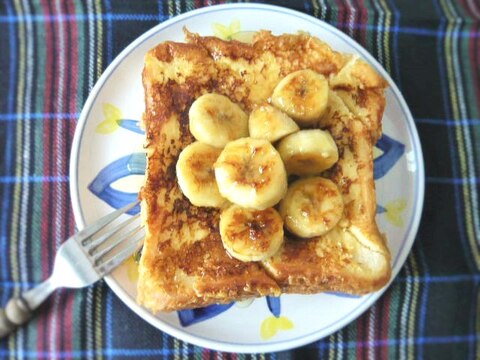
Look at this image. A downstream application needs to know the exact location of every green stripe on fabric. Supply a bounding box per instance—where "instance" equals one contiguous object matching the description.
[364,0,375,56]
[74,0,86,111]
[185,0,194,13]
[389,283,401,359]
[30,0,45,287]
[28,0,42,348]
[346,314,357,358]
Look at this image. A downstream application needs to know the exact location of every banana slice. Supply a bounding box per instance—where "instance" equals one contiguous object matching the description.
[249,105,300,142]
[189,93,249,148]
[277,129,338,176]
[214,137,288,210]
[220,205,284,262]
[279,177,344,238]
[176,141,228,208]
[271,69,329,126]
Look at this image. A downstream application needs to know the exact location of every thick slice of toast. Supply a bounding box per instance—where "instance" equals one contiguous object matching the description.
[138,30,391,312]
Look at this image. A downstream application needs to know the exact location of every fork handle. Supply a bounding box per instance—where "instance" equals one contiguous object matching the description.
[0,297,32,338]
[0,278,56,339]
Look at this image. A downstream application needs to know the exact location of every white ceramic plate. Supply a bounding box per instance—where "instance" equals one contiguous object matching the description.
[70,3,424,353]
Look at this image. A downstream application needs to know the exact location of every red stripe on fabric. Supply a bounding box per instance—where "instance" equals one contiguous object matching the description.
[62,0,78,355]
[55,0,72,353]
[202,348,210,360]
[38,0,54,355]
[194,0,201,9]
[357,0,368,47]
[382,291,392,359]
[334,0,348,32]
[459,0,480,21]
[51,0,62,351]
[356,313,365,358]
[466,11,480,109]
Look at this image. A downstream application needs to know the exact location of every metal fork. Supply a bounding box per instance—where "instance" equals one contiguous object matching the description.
[0,201,144,339]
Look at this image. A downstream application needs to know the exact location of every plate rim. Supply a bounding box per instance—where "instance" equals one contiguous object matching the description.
[69,3,425,353]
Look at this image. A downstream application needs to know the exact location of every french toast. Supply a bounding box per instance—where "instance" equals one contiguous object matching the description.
[138,30,391,312]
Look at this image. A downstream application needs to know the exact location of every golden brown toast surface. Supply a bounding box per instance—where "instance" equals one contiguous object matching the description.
[138,31,391,312]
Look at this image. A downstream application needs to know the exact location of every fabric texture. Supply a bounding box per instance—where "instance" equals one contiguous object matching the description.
[0,0,479,359]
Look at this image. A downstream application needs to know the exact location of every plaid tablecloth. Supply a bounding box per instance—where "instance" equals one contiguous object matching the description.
[0,0,479,359]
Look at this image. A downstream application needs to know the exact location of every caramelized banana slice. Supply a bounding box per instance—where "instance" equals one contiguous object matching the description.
[214,137,288,210]
[220,205,284,262]
[189,93,248,148]
[176,141,227,207]
[271,69,329,126]
[277,129,339,176]
[249,105,299,142]
[279,177,344,238]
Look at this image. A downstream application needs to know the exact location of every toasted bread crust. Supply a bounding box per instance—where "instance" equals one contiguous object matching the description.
[139,30,390,312]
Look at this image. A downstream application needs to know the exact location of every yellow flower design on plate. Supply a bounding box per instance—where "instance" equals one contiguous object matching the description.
[96,103,122,134]
[385,199,407,227]
[212,19,241,40]
[260,316,294,340]
[125,256,139,282]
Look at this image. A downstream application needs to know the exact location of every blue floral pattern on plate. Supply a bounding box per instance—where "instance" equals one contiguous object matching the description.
[88,119,405,326]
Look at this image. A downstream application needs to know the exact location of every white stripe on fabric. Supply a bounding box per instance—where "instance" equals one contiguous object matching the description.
[346,0,356,37]
[368,305,376,360]
[11,0,26,356]
[87,0,95,91]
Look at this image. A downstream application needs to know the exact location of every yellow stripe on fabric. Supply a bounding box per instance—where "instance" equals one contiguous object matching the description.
[440,0,480,268]
[173,337,180,360]
[168,0,174,17]
[10,0,25,296]
[407,252,421,360]
[95,286,104,360]
[312,0,320,18]
[370,0,385,68]
[95,0,103,80]
[378,0,392,75]
[328,332,335,359]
